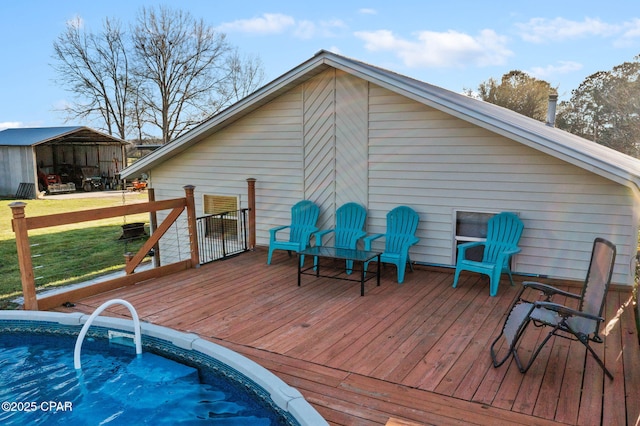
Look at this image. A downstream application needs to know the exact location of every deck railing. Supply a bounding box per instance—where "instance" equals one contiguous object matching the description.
[197,209,249,264]
[10,185,200,311]
[10,179,258,311]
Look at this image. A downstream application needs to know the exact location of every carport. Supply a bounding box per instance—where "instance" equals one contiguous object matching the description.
[0,126,129,198]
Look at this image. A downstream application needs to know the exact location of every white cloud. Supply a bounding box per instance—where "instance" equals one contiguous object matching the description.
[614,18,640,47]
[294,20,316,39]
[355,29,407,51]
[327,46,342,55]
[527,61,583,80]
[294,19,347,39]
[217,13,295,35]
[516,17,622,43]
[218,13,346,39]
[355,28,512,68]
[0,122,23,131]
[358,8,377,15]
[53,99,72,114]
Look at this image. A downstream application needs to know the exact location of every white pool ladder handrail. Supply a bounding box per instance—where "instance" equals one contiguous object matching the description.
[74,299,142,370]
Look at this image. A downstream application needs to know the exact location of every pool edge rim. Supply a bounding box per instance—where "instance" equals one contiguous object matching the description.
[0,310,328,426]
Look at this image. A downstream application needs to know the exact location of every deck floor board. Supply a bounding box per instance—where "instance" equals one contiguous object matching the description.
[52,248,639,425]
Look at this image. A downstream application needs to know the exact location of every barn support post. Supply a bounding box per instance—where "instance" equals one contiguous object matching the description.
[183,185,200,268]
[9,202,38,310]
[247,178,256,250]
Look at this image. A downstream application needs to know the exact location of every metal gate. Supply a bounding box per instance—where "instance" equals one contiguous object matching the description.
[196,209,249,264]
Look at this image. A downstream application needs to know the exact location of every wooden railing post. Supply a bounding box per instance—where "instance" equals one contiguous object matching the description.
[247,178,256,250]
[9,202,38,310]
[183,185,200,267]
[123,252,134,273]
[147,188,161,268]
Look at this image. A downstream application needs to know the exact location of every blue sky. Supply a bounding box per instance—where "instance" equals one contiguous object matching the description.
[1,0,639,133]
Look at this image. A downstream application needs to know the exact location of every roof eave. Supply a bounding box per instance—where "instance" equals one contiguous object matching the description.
[324,55,640,192]
[121,54,334,179]
[121,50,640,194]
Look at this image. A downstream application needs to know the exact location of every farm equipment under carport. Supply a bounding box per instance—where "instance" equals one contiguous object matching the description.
[127,179,147,191]
[41,170,75,194]
[77,166,104,192]
[81,175,105,192]
[60,164,105,192]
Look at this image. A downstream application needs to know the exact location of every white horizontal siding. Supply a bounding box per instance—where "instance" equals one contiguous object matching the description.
[367,85,635,285]
[151,87,305,254]
[146,73,638,286]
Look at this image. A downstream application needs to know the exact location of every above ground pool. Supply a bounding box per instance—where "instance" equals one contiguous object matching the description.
[0,307,326,425]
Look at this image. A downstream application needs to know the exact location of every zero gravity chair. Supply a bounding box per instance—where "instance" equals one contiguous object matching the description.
[490,237,616,379]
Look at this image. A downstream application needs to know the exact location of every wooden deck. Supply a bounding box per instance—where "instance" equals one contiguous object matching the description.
[53,247,640,425]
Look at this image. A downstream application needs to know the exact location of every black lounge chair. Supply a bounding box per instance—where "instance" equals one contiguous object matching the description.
[490,237,616,379]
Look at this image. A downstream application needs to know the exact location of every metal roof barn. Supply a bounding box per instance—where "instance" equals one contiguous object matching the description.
[0,126,129,198]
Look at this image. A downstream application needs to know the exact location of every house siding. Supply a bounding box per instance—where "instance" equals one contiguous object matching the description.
[303,68,336,227]
[150,86,305,262]
[303,69,369,235]
[148,70,636,285]
[335,72,369,212]
[367,85,635,285]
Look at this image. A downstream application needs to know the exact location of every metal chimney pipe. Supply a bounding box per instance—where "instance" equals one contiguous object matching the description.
[546,93,558,127]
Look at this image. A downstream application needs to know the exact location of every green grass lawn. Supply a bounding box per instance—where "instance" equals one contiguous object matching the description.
[1,193,149,309]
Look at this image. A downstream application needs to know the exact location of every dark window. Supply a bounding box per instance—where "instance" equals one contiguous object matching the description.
[454,211,497,262]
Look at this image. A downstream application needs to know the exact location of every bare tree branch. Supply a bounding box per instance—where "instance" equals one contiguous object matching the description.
[132,6,230,142]
[52,7,266,143]
[52,17,132,139]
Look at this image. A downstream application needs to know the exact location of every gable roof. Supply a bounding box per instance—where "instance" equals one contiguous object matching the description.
[0,126,128,146]
[121,50,640,193]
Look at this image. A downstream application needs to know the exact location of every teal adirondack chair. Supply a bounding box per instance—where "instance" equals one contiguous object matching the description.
[314,202,367,273]
[267,200,320,266]
[452,212,524,297]
[364,206,420,284]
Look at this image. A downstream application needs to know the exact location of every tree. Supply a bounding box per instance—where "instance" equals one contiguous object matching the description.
[53,6,265,143]
[467,70,557,122]
[133,7,224,143]
[53,17,132,140]
[210,49,265,114]
[556,57,640,157]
